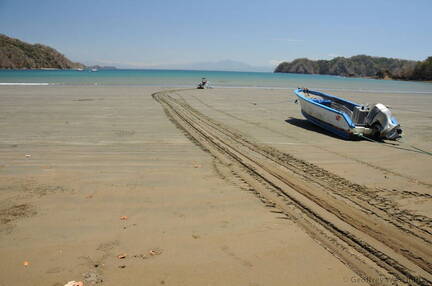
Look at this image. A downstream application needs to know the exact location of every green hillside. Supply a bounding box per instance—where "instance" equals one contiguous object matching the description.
[275,55,432,81]
[0,34,84,69]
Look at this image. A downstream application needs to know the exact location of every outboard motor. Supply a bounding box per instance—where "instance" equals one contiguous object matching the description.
[366,103,402,140]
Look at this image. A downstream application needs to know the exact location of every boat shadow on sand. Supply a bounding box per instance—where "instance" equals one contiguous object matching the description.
[285,117,432,156]
[285,117,357,141]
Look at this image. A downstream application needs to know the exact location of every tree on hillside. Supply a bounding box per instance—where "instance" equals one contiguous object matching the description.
[411,57,432,80]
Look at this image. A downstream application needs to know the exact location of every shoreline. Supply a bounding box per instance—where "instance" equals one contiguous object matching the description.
[1,82,432,94]
[275,71,432,84]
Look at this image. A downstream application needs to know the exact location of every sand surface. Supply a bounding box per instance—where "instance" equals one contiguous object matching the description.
[0,86,431,286]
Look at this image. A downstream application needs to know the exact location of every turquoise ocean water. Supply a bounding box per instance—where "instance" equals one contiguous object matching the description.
[1,69,432,94]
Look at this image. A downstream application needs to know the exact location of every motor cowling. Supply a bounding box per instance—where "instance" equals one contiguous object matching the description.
[365,103,402,140]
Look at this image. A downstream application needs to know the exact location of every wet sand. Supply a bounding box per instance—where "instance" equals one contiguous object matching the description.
[0,86,431,286]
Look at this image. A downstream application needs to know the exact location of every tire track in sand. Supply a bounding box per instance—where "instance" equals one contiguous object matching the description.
[187,93,432,236]
[188,93,432,189]
[153,90,432,286]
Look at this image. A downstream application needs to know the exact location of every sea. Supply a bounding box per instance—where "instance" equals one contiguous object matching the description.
[0,69,431,94]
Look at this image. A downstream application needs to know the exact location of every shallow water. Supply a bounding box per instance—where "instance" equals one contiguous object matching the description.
[0,69,431,94]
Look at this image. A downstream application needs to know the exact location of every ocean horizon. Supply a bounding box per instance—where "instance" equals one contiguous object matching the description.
[1,69,432,94]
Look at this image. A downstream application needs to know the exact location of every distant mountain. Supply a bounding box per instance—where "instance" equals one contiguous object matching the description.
[177,60,272,72]
[86,65,117,70]
[274,55,418,79]
[0,34,84,69]
[84,59,271,72]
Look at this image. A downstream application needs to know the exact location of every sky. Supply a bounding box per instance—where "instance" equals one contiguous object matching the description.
[0,0,431,69]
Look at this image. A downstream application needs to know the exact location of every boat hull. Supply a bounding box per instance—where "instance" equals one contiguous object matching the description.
[300,110,352,139]
[295,89,356,139]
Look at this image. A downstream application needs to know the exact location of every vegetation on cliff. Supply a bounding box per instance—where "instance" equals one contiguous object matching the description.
[0,34,84,69]
[275,55,432,81]
[410,57,432,81]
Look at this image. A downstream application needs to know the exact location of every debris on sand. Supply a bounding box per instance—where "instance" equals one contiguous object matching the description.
[149,249,162,256]
[119,216,128,220]
[117,254,127,259]
[23,261,29,266]
[64,281,84,286]
[132,254,148,259]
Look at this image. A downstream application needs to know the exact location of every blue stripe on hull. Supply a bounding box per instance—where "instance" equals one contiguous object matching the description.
[301,110,352,139]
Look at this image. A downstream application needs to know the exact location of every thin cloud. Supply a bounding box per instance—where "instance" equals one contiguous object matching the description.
[270,38,303,42]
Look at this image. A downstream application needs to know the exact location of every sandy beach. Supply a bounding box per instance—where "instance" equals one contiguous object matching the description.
[0,85,431,286]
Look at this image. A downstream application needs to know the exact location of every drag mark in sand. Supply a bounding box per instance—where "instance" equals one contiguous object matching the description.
[153,90,432,286]
[0,203,36,233]
[0,180,69,234]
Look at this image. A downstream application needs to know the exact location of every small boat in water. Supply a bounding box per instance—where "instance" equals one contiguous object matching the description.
[294,88,402,140]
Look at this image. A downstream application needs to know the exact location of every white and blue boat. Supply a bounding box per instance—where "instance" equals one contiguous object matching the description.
[294,88,402,140]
